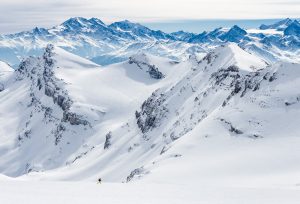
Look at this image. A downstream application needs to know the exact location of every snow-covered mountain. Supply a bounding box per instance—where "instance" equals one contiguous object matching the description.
[1,17,300,204]
[259,18,294,31]
[1,42,300,190]
[0,44,184,177]
[0,17,205,67]
[0,18,299,69]
[1,19,300,202]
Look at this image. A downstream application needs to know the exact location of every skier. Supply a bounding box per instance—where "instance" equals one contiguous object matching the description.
[97,178,102,184]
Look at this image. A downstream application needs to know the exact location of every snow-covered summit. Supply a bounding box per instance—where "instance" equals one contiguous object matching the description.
[284,20,300,36]
[211,43,267,71]
[219,25,247,42]
[259,18,294,31]
[0,18,300,68]
[109,20,173,40]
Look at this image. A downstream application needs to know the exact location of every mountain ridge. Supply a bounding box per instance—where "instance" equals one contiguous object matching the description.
[0,17,299,68]
[1,42,299,185]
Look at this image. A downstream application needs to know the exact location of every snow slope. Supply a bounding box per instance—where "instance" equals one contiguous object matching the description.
[0,61,14,90]
[0,44,189,178]
[1,43,300,202]
[1,180,300,204]
[134,46,300,188]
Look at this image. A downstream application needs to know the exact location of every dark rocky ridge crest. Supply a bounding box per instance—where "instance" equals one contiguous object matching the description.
[16,44,90,144]
[128,55,165,79]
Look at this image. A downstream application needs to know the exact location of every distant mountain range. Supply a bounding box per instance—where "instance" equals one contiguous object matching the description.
[0,18,299,68]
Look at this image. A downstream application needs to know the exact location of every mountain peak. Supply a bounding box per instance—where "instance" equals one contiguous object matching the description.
[32,27,49,35]
[59,17,108,33]
[109,20,144,30]
[170,30,195,41]
[212,43,267,71]
[229,25,247,33]
[61,17,91,30]
[108,20,172,40]
[62,17,87,24]
[88,18,105,26]
[284,20,300,36]
[219,25,247,42]
[259,18,294,31]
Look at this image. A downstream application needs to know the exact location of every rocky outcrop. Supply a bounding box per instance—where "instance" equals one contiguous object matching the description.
[126,167,149,182]
[15,44,90,145]
[104,131,112,149]
[129,55,165,79]
[42,45,90,127]
[135,90,168,134]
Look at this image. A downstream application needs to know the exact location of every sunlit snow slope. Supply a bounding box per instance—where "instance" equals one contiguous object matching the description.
[0,43,299,192]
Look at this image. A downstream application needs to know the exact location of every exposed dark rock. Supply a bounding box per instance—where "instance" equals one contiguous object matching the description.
[67,146,95,165]
[220,118,243,135]
[129,56,165,79]
[126,167,148,182]
[15,44,92,145]
[63,112,89,126]
[54,124,66,145]
[147,64,164,79]
[203,52,215,64]
[227,65,239,72]
[269,72,277,82]
[104,131,112,149]
[135,90,167,133]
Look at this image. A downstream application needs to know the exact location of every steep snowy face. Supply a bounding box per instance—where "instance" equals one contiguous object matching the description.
[135,44,267,142]
[61,17,94,31]
[284,20,300,36]
[219,25,247,42]
[0,45,102,176]
[170,30,196,41]
[130,44,300,185]
[0,61,14,91]
[187,25,248,44]
[108,20,173,40]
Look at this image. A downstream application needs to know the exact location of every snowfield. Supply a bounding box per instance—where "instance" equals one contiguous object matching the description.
[1,180,300,204]
[1,17,300,203]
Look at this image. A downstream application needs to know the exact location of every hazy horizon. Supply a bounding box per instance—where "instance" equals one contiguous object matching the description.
[0,0,299,33]
[1,18,299,34]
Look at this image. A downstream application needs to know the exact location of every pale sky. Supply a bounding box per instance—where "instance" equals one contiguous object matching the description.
[0,0,299,33]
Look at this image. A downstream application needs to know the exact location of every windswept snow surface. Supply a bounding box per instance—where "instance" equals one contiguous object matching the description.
[1,180,300,204]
